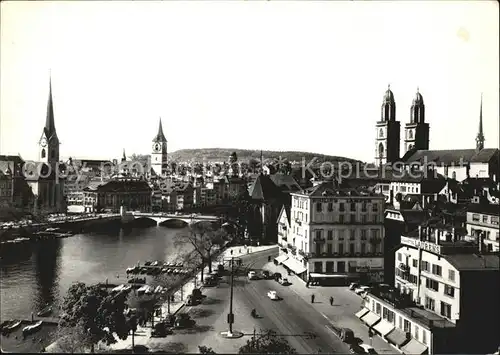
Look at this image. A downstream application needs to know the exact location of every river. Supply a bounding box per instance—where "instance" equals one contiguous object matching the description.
[0,224,191,321]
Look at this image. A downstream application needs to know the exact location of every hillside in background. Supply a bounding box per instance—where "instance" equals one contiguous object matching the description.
[167,148,362,164]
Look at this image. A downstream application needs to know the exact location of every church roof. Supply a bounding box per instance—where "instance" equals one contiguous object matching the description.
[43,79,58,141]
[85,179,151,193]
[153,118,167,142]
[248,174,282,201]
[269,173,302,192]
[402,148,499,165]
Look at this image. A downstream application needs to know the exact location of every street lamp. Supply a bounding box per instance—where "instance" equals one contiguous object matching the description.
[220,257,243,338]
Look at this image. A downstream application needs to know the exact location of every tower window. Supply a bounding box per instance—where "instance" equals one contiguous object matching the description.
[408,130,413,139]
[378,143,384,157]
[379,128,384,138]
[41,149,46,158]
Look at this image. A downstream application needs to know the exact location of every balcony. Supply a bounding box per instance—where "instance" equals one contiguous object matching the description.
[314,237,326,244]
[398,263,410,273]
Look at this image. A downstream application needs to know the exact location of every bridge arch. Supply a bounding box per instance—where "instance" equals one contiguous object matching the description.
[158,218,190,227]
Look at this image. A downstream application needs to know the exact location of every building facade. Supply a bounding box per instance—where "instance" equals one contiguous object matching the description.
[466,204,500,252]
[279,182,386,284]
[375,86,401,165]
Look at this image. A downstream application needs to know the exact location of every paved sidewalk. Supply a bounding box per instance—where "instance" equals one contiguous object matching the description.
[263,262,398,354]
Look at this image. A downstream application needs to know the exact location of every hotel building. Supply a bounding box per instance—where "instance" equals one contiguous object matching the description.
[358,223,499,354]
[276,182,386,284]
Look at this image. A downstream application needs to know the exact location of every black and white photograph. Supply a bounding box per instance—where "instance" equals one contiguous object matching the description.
[0,0,499,354]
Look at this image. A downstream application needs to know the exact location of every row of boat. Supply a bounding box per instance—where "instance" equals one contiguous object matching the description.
[126,266,191,276]
[0,228,72,246]
[110,283,166,296]
[1,320,43,336]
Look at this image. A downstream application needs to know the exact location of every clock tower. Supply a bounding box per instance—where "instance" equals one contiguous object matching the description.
[39,79,60,169]
[151,118,168,176]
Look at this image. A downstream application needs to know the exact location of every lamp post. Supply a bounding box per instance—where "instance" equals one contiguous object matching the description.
[220,257,243,338]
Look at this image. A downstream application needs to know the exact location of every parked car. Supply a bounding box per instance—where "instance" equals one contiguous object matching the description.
[203,276,217,287]
[340,327,355,343]
[174,313,196,329]
[186,295,199,306]
[273,272,282,282]
[151,322,173,337]
[351,343,378,354]
[267,290,279,300]
[355,286,371,295]
[349,282,359,290]
[262,270,272,279]
[248,271,258,280]
[279,277,289,285]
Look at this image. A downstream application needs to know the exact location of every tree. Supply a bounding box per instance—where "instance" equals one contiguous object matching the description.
[150,271,183,315]
[51,321,93,353]
[59,282,131,352]
[199,345,217,354]
[174,223,229,282]
[229,152,238,164]
[238,329,297,354]
[248,158,260,173]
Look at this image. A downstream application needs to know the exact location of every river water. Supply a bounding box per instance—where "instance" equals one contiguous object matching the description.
[0,224,190,321]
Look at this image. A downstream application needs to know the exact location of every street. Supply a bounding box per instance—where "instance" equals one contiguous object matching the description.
[145,247,353,353]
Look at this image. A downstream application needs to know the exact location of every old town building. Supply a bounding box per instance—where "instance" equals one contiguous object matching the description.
[466,203,499,252]
[277,182,386,285]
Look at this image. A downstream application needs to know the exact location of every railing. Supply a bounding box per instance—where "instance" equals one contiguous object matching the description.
[314,237,325,243]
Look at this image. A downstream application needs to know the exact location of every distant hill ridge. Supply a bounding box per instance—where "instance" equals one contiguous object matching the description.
[168,148,361,164]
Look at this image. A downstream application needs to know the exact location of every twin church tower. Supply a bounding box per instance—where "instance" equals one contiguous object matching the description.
[374,85,485,165]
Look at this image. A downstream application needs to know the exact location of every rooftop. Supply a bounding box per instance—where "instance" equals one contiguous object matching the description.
[296,181,385,198]
[402,148,499,165]
[467,203,500,216]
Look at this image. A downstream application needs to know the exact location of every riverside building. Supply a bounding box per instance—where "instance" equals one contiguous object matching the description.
[276,182,386,285]
[358,223,499,354]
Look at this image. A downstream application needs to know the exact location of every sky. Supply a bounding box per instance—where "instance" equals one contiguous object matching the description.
[0,1,498,163]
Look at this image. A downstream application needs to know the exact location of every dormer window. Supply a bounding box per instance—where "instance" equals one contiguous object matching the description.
[41,149,46,158]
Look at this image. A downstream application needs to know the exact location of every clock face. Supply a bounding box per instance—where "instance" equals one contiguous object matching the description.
[41,138,47,147]
[153,143,161,152]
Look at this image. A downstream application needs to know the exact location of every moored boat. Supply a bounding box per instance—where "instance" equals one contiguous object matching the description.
[37,305,53,317]
[22,320,43,335]
[1,320,22,334]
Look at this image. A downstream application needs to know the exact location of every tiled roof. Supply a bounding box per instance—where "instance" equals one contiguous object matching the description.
[270,173,302,192]
[85,179,151,193]
[402,148,499,165]
[299,181,384,198]
[467,203,500,216]
[248,174,282,201]
[446,254,499,271]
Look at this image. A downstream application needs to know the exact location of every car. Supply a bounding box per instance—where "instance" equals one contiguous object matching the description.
[279,277,289,285]
[262,270,272,279]
[267,290,279,300]
[355,286,371,295]
[248,271,257,280]
[340,328,354,343]
[353,344,378,354]
[349,282,359,290]
[273,272,282,281]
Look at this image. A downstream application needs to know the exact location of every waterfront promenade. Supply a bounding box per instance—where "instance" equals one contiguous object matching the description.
[45,244,278,353]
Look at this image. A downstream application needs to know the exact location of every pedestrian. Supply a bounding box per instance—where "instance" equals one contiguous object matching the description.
[330,296,334,306]
[311,294,315,303]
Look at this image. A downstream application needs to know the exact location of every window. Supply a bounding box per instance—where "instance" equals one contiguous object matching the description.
[362,202,367,212]
[444,284,455,298]
[316,203,322,212]
[414,325,419,341]
[327,244,333,254]
[412,259,418,268]
[379,128,384,138]
[339,215,344,223]
[326,261,334,273]
[338,244,344,255]
[421,261,429,272]
[432,264,442,276]
[472,214,480,222]
[315,230,322,240]
[41,149,46,158]
[361,215,367,223]
[339,203,345,212]
[327,230,333,240]
[361,243,366,254]
[491,217,499,225]
[338,230,345,240]
[440,301,451,318]
[314,262,323,273]
[398,253,402,261]
[327,202,333,212]
[361,230,367,240]
[422,330,427,345]
[372,203,378,212]
[425,278,439,291]
[403,319,411,333]
[448,269,455,282]
[376,303,381,315]
[482,215,488,223]
[425,296,435,311]
[398,316,402,329]
[350,230,355,240]
[350,202,356,211]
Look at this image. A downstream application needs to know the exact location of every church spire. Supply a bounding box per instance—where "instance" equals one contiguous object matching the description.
[153,117,167,142]
[476,93,485,151]
[44,77,57,140]
[122,148,127,162]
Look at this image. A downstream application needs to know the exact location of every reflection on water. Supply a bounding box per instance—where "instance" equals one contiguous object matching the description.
[0,225,189,321]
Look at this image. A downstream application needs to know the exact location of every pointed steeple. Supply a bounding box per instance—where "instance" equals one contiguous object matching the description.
[476,93,485,151]
[122,149,127,162]
[153,117,167,142]
[44,77,57,140]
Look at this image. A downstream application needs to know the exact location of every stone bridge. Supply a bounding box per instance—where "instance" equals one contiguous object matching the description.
[125,212,220,226]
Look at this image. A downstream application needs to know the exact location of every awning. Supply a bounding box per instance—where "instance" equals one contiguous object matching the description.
[310,273,349,278]
[282,258,307,274]
[360,311,381,327]
[373,319,395,337]
[275,254,289,264]
[386,328,410,347]
[355,307,370,319]
[401,338,428,354]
